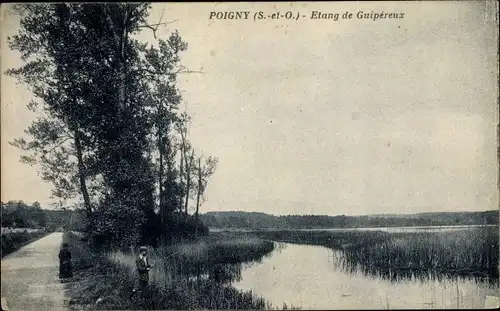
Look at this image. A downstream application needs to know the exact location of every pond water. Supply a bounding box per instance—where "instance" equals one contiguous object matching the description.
[210,224,498,234]
[231,242,499,309]
[294,224,498,233]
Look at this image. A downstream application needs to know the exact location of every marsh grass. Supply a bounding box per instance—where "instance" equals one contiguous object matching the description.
[64,227,498,310]
[256,226,499,283]
[108,236,275,309]
[65,231,276,310]
[344,229,498,277]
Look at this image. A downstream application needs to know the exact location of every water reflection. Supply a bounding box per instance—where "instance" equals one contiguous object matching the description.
[160,238,498,309]
[232,242,499,309]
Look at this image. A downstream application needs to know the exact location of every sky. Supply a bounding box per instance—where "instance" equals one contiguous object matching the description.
[1,2,499,216]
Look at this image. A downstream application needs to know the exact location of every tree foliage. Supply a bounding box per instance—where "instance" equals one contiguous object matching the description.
[7,3,217,247]
[1,201,47,228]
[201,211,500,229]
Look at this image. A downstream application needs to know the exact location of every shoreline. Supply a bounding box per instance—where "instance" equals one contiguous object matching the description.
[63,231,278,310]
[209,223,499,233]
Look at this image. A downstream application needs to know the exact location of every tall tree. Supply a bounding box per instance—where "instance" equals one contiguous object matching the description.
[6,4,99,218]
[7,3,155,246]
[8,3,217,245]
[77,3,157,246]
[141,31,187,228]
[177,112,196,216]
[194,155,218,219]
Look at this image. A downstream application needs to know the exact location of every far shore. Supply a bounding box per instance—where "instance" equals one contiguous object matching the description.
[209,223,499,232]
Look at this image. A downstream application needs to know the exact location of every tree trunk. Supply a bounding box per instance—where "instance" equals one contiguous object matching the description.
[183,149,193,216]
[195,157,202,219]
[105,4,128,113]
[179,149,184,212]
[158,129,164,223]
[165,132,174,216]
[74,131,91,217]
[158,101,165,223]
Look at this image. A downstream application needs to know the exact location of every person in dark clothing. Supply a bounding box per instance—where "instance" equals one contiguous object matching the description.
[58,242,73,279]
[133,246,154,299]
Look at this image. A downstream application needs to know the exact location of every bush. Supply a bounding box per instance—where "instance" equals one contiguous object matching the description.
[1,229,47,257]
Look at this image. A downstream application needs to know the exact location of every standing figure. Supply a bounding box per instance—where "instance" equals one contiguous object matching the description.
[58,242,73,279]
[134,246,154,298]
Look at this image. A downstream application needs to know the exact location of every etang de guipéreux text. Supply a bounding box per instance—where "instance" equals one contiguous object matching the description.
[209,11,406,21]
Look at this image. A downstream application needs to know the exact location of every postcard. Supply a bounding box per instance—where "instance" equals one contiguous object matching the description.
[1,2,499,310]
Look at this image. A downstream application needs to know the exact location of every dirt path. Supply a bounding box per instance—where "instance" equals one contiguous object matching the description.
[1,232,68,311]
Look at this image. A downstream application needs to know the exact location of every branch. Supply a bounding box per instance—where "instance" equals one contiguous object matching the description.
[171,65,205,75]
[134,66,204,77]
[176,68,204,75]
[138,20,179,39]
[43,136,73,156]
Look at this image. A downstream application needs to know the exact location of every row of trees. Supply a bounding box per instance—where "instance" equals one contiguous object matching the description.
[1,201,46,228]
[1,200,86,231]
[201,211,500,229]
[7,3,217,247]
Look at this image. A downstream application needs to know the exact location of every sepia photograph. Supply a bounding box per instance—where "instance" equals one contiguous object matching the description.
[1,1,499,310]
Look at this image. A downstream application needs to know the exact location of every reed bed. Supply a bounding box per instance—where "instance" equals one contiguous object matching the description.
[256,226,499,282]
[345,228,498,275]
[105,236,275,309]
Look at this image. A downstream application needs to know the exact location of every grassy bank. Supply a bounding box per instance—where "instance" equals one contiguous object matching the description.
[64,231,276,310]
[255,226,499,282]
[1,229,49,258]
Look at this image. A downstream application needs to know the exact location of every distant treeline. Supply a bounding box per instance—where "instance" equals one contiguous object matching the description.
[1,201,86,231]
[201,210,499,229]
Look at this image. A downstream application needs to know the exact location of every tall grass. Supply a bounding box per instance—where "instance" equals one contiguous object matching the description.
[62,230,97,271]
[256,227,499,283]
[65,231,276,310]
[108,236,275,309]
[344,228,498,275]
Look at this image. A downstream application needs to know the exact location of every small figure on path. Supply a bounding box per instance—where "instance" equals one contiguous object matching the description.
[133,246,154,299]
[58,242,73,280]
